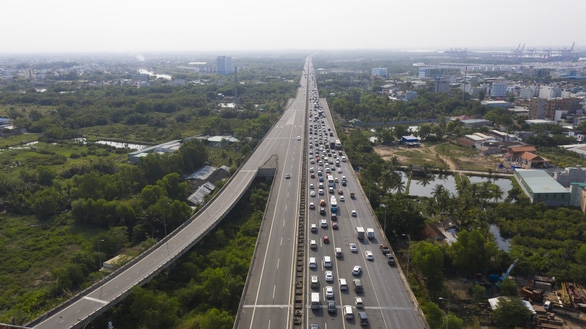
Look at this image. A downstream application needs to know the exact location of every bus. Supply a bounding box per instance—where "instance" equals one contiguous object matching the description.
[327,175,334,187]
[330,196,338,213]
[335,139,342,150]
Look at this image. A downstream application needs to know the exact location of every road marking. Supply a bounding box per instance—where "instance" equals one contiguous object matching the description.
[273,285,276,298]
[242,305,291,308]
[82,296,107,304]
[276,258,280,270]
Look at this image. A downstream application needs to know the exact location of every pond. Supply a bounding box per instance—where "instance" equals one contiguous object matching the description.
[399,172,513,201]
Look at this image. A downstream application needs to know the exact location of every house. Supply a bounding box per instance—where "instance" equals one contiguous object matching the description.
[206,135,239,147]
[401,135,420,147]
[506,146,537,162]
[555,166,586,187]
[424,223,447,242]
[519,152,549,168]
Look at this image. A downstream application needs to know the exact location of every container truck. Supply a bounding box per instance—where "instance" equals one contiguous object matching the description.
[356,227,365,240]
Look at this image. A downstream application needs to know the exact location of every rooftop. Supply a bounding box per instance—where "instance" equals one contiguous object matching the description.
[515,169,568,194]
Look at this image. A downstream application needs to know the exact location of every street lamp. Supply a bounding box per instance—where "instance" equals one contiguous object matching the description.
[97,239,104,271]
[402,234,411,279]
[379,204,387,234]
[163,202,170,237]
[439,297,450,329]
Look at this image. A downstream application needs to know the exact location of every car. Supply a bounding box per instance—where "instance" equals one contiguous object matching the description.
[337,168,342,173]
[341,181,347,186]
[325,271,334,282]
[340,196,345,202]
[318,189,324,195]
[320,199,326,206]
[331,213,337,221]
[319,177,324,182]
[323,235,330,243]
[311,224,318,233]
[325,168,331,173]
[310,173,315,179]
[328,187,334,194]
[352,265,362,276]
[320,219,328,228]
[309,257,317,269]
[337,189,343,195]
[309,183,314,189]
[310,159,315,164]
[332,222,338,230]
[351,210,357,217]
[317,171,323,176]
[311,275,319,289]
[310,191,316,197]
[349,243,358,253]
[320,207,326,215]
[325,286,334,299]
[310,240,317,249]
[309,202,315,209]
[323,256,332,267]
[355,297,364,309]
[328,301,336,314]
[309,167,315,173]
[285,173,291,179]
[310,324,318,329]
[297,136,301,141]
[365,251,374,261]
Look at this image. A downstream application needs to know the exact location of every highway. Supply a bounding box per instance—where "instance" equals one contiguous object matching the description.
[29,57,427,329]
[304,90,426,328]
[29,61,312,329]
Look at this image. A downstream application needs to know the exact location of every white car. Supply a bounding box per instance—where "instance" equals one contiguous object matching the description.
[337,168,342,174]
[365,250,374,261]
[325,270,334,282]
[309,257,317,268]
[349,243,358,253]
[310,183,315,189]
[320,219,328,228]
[311,224,318,233]
[340,196,345,202]
[351,210,357,217]
[310,240,317,249]
[309,202,315,209]
[325,286,334,299]
[354,297,364,309]
[310,191,316,197]
[319,189,324,195]
[323,256,332,267]
[352,266,362,276]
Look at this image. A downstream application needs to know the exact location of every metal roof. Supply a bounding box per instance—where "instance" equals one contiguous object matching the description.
[515,169,568,193]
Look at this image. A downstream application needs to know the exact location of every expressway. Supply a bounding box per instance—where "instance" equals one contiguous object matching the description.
[303,91,427,328]
[28,61,312,329]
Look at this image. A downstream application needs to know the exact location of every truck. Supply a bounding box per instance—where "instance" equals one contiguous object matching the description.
[356,227,365,240]
[380,244,390,255]
[350,192,355,199]
[330,196,338,213]
[311,292,320,309]
[366,228,375,240]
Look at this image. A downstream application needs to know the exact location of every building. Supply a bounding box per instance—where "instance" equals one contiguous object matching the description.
[514,169,570,206]
[206,135,239,147]
[434,78,449,93]
[481,100,513,108]
[544,98,582,121]
[491,82,508,98]
[539,85,560,99]
[529,97,547,119]
[460,119,493,129]
[401,135,420,147]
[371,67,388,77]
[555,166,586,187]
[216,56,234,75]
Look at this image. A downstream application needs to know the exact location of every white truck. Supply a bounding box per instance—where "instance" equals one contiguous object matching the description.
[366,228,375,240]
[311,292,320,309]
[356,227,365,240]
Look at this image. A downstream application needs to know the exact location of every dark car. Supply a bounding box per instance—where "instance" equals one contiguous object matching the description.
[328,301,336,314]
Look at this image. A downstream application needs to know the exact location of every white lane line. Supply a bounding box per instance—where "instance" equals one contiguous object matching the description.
[273,285,276,299]
[82,296,108,304]
[242,305,291,308]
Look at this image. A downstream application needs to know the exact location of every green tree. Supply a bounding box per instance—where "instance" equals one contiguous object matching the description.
[450,230,488,276]
[198,308,234,329]
[499,277,519,297]
[36,166,57,186]
[491,297,532,329]
[179,139,207,173]
[422,301,444,329]
[127,287,180,329]
[472,284,486,303]
[31,187,62,220]
[412,241,444,291]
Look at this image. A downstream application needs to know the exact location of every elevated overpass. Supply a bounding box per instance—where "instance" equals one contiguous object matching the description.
[27,60,313,329]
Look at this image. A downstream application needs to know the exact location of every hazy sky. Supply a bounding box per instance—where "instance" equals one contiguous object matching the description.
[3,0,584,54]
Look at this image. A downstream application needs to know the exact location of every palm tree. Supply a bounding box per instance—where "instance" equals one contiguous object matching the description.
[380,170,395,194]
[489,184,504,203]
[432,184,446,200]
